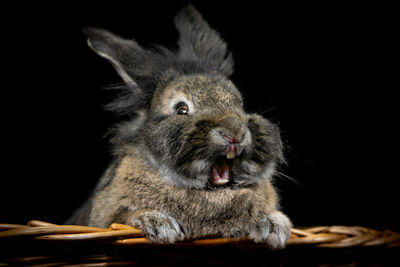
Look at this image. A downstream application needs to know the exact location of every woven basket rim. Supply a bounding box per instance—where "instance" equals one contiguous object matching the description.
[1,220,399,266]
[0,220,399,248]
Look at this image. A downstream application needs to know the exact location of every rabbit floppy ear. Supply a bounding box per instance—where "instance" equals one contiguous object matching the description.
[175,5,234,77]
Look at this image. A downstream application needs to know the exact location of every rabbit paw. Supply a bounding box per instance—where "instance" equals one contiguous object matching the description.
[249,211,292,249]
[131,210,185,244]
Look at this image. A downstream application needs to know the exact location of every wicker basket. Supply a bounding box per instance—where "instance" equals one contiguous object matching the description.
[1,220,399,266]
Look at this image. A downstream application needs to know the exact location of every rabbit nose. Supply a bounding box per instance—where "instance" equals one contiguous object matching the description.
[216,130,241,142]
[228,138,239,144]
[215,114,248,159]
[213,128,247,159]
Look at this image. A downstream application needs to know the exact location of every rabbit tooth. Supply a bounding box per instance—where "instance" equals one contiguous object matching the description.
[213,178,229,185]
[227,150,235,159]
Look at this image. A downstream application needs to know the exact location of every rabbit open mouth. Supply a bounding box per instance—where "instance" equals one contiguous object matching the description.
[210,157,232,186]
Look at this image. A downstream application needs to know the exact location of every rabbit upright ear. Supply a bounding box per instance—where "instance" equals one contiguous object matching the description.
[83,27,150,85]
[175,5,234,76]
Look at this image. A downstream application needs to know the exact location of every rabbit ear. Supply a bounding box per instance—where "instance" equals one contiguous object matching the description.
[175,4,234,77]
[83,28,159,115]
[83,27,152,86]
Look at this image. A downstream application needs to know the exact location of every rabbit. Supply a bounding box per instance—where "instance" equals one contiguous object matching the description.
[66,4,292,249]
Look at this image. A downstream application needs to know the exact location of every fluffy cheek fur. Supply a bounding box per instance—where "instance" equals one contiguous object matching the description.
[143,114,216,188]
[143,114,185,162]
[231,114,284,186]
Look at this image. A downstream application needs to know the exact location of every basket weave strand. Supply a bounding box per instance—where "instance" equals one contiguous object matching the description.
[0,220,399,266]
[0,220,398,248]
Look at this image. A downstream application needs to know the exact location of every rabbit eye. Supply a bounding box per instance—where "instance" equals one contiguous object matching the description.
[175,102,189,115]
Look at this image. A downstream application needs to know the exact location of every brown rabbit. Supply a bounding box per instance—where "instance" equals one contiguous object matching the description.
[66,4,292,249]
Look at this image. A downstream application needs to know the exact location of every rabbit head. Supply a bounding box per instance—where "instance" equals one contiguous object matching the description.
[84,5,284,190]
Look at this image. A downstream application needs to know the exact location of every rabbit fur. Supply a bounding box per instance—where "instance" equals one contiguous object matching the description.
[67,5,292,249]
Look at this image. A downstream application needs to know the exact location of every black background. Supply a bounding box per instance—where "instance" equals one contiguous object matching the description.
[1,2,398,231]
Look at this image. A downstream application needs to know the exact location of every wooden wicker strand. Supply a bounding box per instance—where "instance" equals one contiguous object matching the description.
[0,220,398,248]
